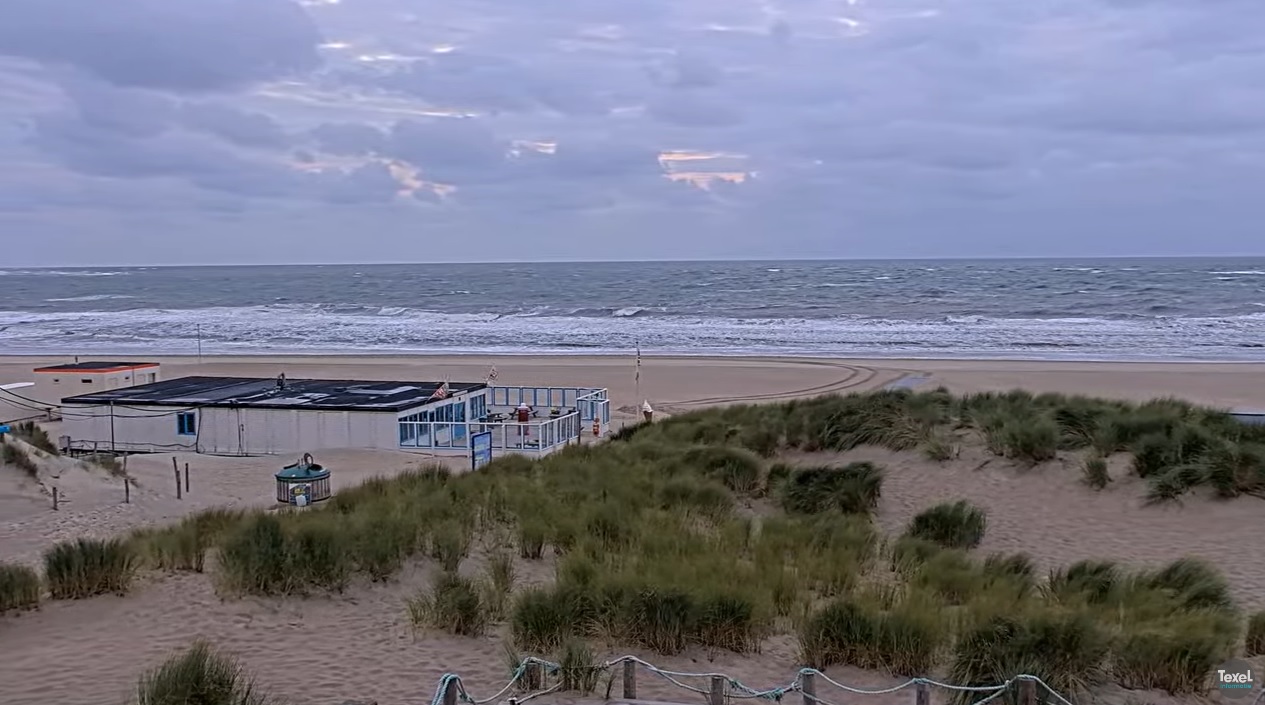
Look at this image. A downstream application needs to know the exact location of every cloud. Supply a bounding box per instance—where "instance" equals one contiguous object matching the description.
[309,123,388,155]
[178,103,290,148]
[647,93,744,128]
[58,77,176,139]
[6,0,1265,262]
[0,0,322,91]
[313,163,402,204]
[387,118,510,182]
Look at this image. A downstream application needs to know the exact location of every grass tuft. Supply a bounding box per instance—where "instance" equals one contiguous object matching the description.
[43,538,137,599]
[13,421,58,455]
[408,572,489,637]
[782,462,883,515]
[0,562,42,613]
[1246,611,1265,657]
[1,438,39,478]
[135,639,276,705]
[1081,453,1110,489]
[906,501,987,550]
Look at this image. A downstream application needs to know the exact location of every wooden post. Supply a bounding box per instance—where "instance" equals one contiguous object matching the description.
[527,662,543,691]
[915,681,930,705]
[622,660,637,700]
[52,486,59,511]
[184,463,190,493]
[801,672,816,705]
[442,677,458,705]
[174,466,182,500]
[124,477,130,504]
[710,675,725,705]
[1018,678,1036,705]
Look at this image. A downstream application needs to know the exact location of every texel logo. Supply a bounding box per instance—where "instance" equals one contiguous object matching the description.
[1216,659,1255,699]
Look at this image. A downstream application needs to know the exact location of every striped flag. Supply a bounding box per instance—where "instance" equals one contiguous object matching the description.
[430,380,450,400]
[487,365,498,382]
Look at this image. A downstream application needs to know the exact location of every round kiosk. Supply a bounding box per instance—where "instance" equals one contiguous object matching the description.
[275,453,332,507]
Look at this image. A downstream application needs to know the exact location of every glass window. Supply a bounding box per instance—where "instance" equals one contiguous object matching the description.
[177,412,197,436]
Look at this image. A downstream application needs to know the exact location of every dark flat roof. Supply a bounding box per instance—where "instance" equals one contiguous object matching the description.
[61,376,486,412]
[36,361,159,373]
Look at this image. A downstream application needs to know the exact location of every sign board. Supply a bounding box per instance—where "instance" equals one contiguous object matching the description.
[471,431,493,470]
[290,483,311,507]
[0,425,10,436]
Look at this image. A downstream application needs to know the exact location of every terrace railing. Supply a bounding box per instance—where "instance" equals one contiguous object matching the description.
[398,411,583,457]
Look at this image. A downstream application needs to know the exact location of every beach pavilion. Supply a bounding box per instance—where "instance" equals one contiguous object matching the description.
[57,374,609,458]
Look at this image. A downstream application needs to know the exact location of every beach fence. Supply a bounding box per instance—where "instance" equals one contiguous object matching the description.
[428,656,1075,705]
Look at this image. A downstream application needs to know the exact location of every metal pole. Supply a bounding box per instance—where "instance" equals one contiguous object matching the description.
[197,325,203,364]
[109,402,116,454]
[634,342,641,405]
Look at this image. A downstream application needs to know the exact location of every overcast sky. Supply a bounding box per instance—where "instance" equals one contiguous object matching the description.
[2,0,1264,266]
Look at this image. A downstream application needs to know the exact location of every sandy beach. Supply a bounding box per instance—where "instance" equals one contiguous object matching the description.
[2,354,1265,705]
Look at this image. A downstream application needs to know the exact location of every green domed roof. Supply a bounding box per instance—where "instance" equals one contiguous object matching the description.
[276,455,330,482]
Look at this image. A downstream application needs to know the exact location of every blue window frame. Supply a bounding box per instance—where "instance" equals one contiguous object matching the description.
[177,412,197,436]
[470,394,487,420]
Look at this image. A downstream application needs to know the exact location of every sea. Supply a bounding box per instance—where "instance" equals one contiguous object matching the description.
[1,258,1264,361]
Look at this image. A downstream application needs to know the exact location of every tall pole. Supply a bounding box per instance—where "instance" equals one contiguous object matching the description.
[634,342,641,404]
[109,401,116,453]
[197,325,203,365]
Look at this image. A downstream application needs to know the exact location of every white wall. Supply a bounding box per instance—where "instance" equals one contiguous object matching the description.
[31,366,162,407]
[62,403,400,455]
[62,403,198,453]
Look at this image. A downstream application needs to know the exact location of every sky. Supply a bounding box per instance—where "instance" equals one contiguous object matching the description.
[2,0,1264,266]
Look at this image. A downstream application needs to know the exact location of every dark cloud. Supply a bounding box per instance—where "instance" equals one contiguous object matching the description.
[178,103,290,148]
[313,163,401,204]
[548,140,662,180]
[387,118,509,182]
[59,77,175,139]
[6,0,1265,262]
[28,111,295,195]
[657,53,725,89]
[375,55,537,114]
[372,51,622,117]
[310,123,388,156]
[0,0,322,91]
[647,93,744,128]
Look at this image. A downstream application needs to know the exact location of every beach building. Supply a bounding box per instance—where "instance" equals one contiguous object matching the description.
[0,382,39,423]
[31,361,161,408]
[58,374,609,458]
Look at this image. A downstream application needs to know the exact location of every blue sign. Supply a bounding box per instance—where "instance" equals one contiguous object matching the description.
[471,431,493,470]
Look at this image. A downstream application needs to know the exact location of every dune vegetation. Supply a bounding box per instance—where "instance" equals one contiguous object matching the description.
[5,388,1264,701]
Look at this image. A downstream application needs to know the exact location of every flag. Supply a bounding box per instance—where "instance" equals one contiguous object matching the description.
[487,365,498,382]
[635,343,641,383]
[430,380,450,400]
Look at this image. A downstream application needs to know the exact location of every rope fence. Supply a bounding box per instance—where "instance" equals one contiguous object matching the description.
[428,655,1078,705]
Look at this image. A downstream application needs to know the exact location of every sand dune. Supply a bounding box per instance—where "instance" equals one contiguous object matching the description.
[2,443,1261,705]
[3,355,1265,705]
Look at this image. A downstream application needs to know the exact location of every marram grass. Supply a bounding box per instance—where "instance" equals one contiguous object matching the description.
[0,562,42,613]
[68,387,1265,699]
[134,640,276,705]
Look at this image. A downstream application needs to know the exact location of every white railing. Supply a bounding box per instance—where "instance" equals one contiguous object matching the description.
[398,412,584,456]
[488,386,609,424]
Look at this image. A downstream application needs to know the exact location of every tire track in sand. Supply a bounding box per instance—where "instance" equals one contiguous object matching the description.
[658,359,913,413]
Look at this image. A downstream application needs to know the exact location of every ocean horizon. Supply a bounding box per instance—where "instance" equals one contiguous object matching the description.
[2,257,1264,362]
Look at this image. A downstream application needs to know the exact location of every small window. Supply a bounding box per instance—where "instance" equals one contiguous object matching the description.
[177,412,197,436]
[82,378,93,384]
[52,378,60,384]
